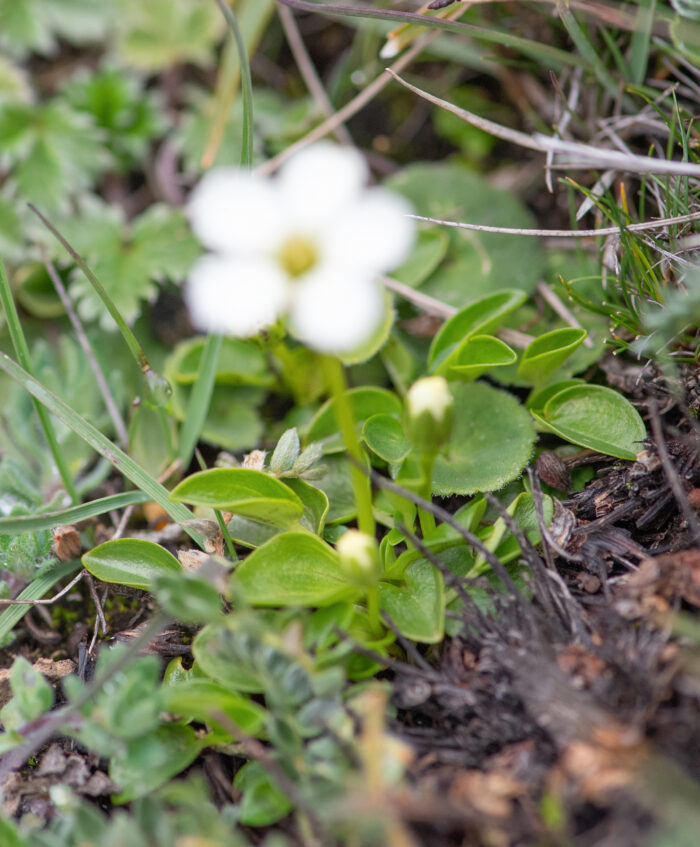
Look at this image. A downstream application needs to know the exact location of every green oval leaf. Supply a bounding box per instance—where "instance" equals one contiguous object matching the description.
[235,761,293,827]
[428,289,526,373]
[378,559,444,643]
[439,334,517,381]
[392,228,449,288]
[362,414,411,463]
[430,382,535,495]
[169,335,272,386]
[517,327,588,383]
[82,538,181,590]
[152,570,223,624]
[526,379,585,413]
[111,724,203,804]
[170,468,304,527]
[226,478,329,549]
[163,679,266,738]
[233,532,360,607]
[533,384,646,460]
[306,386,402,454]
[387,163,545,305]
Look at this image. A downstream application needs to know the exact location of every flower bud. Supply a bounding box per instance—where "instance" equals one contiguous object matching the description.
[337,530,381,587]
[405,376,453,453]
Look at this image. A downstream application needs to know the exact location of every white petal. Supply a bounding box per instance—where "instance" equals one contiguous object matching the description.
[185,254,288,337]
[288,270,385,353]
[278,142,369,230]
[188,169,285,254]
[322,188,415,273]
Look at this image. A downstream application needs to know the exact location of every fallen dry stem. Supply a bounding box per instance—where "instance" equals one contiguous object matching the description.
[388,70,700,178]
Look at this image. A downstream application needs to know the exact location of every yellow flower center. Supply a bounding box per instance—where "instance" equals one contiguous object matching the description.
[279,235,318,278]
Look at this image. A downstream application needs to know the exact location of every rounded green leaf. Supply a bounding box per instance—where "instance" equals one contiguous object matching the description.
[235,761,293,826]
[111,724,203,804]
[170,468,304,527]
[225,478,330,549]
[517,327,588,383]
[233,532,360,607]
[362,414,411,463]
[428,289,526,373]
[392,228,450,288]
[163,679,266,737]
[439,334,517,381]
[527,379,585,414]
[533,384,646,460]
[313,455,358,524]
[169,335,272,386]
[284,478,329,534]
[431,382,535,495]
[378,559,444,643]
[387,163,545,305]
[82,538,181,591]
[152,570,222,624]
[306,386,402,454]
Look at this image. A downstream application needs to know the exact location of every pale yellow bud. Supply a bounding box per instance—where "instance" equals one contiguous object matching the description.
[406,376,453,452]
[336,530,381,587]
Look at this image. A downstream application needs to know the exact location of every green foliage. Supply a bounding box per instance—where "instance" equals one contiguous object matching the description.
[0,516,54,577]
[378,558,444,643]
[427,289,526,375]
[387,163,545,304]
[59,198,200,328]
[171,468,306,528]
[0,0,115,57]
[517,328,588,383]
[114,0,223,71]
[64,66,164,170]
[82,538,182,591]
[234,532,361,607]
[429,382,535,496]
[529,382,647,460]
[0,657,54,731]
[0,0,686,840]
[0,100,107,211]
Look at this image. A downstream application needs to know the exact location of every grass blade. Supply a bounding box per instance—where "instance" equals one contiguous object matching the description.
[629,0,656,85]
[0,257,79,504]
[276,0,586,69]
[555,1,620,99]
[0,491,150,534]
[0,352,203,548]
[214,0,255,167]
[177,333,222,467]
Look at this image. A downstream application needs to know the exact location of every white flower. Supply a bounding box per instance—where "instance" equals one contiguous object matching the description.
[185,143,415,354]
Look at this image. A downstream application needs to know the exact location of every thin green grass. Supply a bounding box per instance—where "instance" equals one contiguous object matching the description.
[0,353,203,548]
[0,258,79,504]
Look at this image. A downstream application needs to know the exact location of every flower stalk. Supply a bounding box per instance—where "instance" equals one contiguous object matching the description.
[321,356,375,538]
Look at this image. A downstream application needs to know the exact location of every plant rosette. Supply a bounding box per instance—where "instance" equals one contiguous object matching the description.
[185,142,415,354]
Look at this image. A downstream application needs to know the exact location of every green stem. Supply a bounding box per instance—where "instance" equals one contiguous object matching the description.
[0,257,79,504]
[366,584,381,638]
[321,356,375,537]
[28,206,146,372]
[195,449,238,562]
[417,452,436,537]
[214,0,254,168]
[178,333,222,467]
